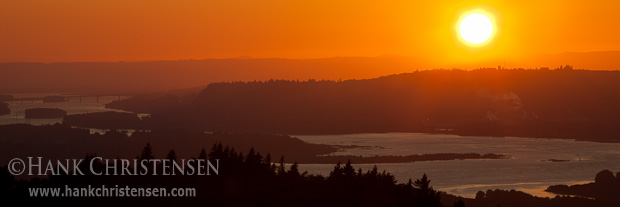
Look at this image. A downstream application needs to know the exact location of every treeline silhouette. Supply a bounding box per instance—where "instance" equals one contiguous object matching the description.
[441,189,608,207]
[0,124,333,165]
[1,142,445,207]
[2,140,616,206]
[3,142,614,207]
[129,68,620,142]
[440,169,620,207]
[546,169,620,201]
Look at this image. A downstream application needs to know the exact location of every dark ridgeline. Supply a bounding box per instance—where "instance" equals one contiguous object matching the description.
[132,68,620,142]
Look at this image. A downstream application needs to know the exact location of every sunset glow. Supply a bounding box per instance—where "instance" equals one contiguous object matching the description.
[2,1,620,206]
[1,0,620,70]
[458,13,494,45]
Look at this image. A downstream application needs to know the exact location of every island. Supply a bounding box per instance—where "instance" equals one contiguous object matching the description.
[24,108,67,118]
[62,111,142,129]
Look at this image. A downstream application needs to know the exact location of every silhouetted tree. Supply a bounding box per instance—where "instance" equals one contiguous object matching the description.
[198,148,207,159]
[453,199,466,207]
[414,173,442,207]
[139,143,154,160]
[343,160,355,177]
[277,156,286,175]
[166,149,177,161]
[288,161,300,177]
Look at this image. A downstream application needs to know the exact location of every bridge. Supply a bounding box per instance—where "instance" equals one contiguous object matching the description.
[7,94,131,103]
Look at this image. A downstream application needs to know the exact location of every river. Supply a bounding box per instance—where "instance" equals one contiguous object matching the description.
[0,93,139,127]
[2,94,618,198]
[294,133,620,198]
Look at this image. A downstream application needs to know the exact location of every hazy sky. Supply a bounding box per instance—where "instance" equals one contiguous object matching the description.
[2,0,620,65]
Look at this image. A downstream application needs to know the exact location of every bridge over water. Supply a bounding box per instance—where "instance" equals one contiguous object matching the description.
[8,94,131,103]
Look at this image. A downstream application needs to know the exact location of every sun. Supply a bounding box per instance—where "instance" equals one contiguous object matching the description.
[458,13,494,45]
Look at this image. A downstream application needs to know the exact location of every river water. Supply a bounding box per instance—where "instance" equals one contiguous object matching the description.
[0,94,132,126]
[3,95,619,198]
[294,133,620,198]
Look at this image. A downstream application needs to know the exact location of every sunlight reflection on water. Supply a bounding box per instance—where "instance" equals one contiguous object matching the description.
[295,133,620,198]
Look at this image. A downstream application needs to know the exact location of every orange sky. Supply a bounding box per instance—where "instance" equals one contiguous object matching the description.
[1,0,620,68]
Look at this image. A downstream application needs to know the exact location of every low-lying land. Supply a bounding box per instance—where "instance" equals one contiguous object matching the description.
[0,124,507,165]
[24,108,67,119]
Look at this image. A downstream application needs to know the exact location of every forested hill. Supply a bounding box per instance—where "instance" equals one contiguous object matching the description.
[164,69,620,141]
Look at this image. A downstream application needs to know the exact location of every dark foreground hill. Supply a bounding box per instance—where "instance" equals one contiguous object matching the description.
[149,68,620,142]
[2,138,616,207]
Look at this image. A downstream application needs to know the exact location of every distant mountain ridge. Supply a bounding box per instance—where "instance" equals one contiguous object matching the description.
[0,56,419,94]
[3,51,620,94]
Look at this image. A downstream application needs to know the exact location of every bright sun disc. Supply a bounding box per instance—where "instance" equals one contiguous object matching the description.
[459,13,493,45]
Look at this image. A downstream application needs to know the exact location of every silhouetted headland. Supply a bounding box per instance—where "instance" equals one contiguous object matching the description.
[438,170,620,207]
[546,169,620,200]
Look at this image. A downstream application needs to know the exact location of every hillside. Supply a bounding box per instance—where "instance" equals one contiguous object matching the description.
[152,68,620,141]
